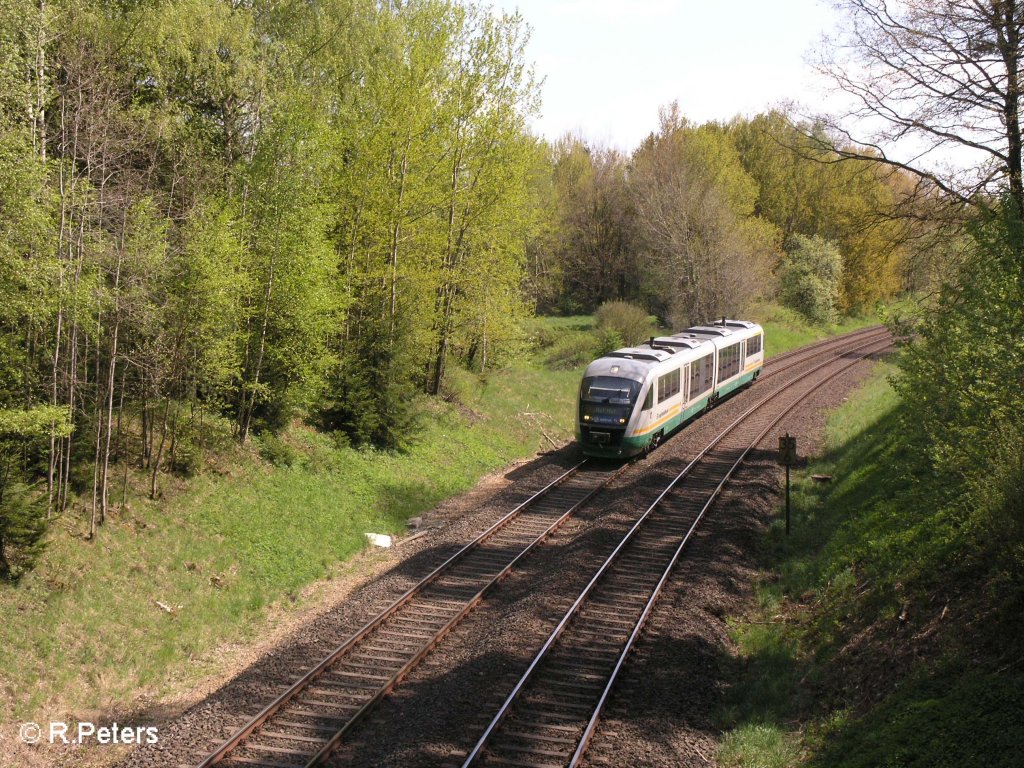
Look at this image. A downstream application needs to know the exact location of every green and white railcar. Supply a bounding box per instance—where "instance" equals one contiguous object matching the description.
[576,319,764,458]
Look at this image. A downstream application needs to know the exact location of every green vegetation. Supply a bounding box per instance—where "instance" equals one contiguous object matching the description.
[0,0,919,582]
[751,302,880,358]
[0,306,861,728]
[777,235,843,324]
[0,332,580,722]
[720,286,1024,767]
[593,301,657,350]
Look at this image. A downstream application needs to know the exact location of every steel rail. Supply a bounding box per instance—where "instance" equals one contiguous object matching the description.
[197,327,888,768]
[197,459,598,767]
[567,335,894,766]
[300,462,629,766]
[461,332,892,767]
[761,325,888,378]
[763,323,885,367]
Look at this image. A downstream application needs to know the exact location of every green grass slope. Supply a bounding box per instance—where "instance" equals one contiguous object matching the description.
[0,305,880,733]
[719,362,1024,768]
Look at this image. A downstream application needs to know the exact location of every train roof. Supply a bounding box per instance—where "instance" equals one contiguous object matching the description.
[582,319,761,381]
[605,346,674,362]
[653,335,708,351]
[685,325,733,337]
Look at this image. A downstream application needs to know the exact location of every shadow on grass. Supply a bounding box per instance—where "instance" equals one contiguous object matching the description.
[718,395,1024,768]
[811,667,1024,768]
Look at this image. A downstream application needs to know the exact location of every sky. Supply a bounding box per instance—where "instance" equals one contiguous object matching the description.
[491,0,840,151]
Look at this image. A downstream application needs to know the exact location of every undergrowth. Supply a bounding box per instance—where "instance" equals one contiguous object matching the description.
[719,361,1024,767]
[0,304,881,747]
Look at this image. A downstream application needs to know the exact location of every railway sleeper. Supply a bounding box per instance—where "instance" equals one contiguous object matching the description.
[491,741,571,760]
[481,755,563,768]
[221,755,307,768]
[243,742,316,759]
[499,727,580,746]
[258,731,325,744]
[272,720,338,734]
[280,706,352,722]
[536,677,604,695]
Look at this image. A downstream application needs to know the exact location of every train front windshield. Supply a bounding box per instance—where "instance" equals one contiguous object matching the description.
[579,376,641,426]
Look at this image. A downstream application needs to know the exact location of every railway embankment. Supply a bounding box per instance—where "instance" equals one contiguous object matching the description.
[718,362,1024,768]
[0,306,880,768]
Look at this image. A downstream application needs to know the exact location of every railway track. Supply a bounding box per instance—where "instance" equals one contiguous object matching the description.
[460,334,892,768]
[193,327,889,768]
[195,461,626,768]
[763,324,887,373]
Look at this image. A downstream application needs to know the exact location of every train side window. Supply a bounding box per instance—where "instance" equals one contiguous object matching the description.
[657,369,680,403]
[748,333,762,355]
[642,385,653,411]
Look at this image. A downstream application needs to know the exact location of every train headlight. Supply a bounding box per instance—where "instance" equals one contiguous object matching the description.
[618,418,626,424]
[583,414,591,421]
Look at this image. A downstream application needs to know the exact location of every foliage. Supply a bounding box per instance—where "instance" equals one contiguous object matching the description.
[628,108,778,326]
[255,432,299,469]
[0,0,543,555]
[721,193,1024,764]
[893,201,1024,567]
[820,0,1024,209]
[0,314,583,727]
[318,330,423,450]
[728,111,910,309]
[593,301,655,346]
[0,483,47,580]
[539,137,635,313]
[778,234,843,323]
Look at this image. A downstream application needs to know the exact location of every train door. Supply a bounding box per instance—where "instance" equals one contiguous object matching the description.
[682,363,691,403]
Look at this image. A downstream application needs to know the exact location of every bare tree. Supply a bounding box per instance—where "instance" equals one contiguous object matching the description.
[629,109,774,326]
[818,0,1024,211]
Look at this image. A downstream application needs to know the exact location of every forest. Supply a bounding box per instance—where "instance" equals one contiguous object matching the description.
[2,1,1023,766]
[0,0,991,585]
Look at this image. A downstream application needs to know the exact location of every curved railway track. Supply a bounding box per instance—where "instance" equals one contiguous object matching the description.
[193,326,889,768]
[460,334,893,768]
[195,461,625,768]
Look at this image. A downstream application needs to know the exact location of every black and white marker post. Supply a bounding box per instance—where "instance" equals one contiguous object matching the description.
[778,432,797,535]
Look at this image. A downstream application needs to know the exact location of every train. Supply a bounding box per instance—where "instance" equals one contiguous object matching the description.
[575,318,764,458]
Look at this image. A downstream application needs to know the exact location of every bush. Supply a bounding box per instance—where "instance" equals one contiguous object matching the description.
[594,301,655,346]
[0,482,47,580]
[894,201,1024,570]
[256,432,299,468]
[170,423,203,477]
[778,234,842,324]
[316,332,421,451]
[594,327,625,356]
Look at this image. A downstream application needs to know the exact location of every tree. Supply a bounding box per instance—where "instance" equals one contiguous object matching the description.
[544,136,635,313]
[629,106,777,326]
[730,111,912,308]
[819,0,1024,212]
[778,234,844,323]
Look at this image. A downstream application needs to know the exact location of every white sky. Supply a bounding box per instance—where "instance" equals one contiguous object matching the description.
[493,0,840,151]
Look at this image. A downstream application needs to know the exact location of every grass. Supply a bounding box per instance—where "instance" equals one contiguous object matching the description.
[0,328,584,727]
[0,303,878,739]
[750,301,881,358]
[718,359,1024,767]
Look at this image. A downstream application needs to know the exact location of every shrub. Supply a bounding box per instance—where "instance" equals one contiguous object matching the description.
[594,327,625,356]
[0,482,47,580]
[594,301,655,346]
[316,335,421,451]
[256,432,299,468]
[778,234,843,324]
